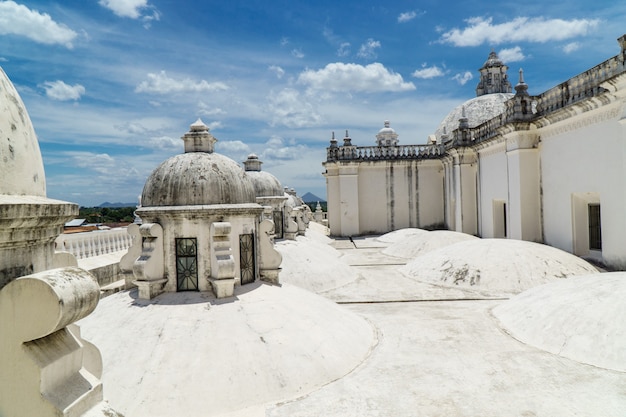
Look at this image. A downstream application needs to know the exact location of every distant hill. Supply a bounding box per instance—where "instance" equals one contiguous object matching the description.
[301,192,325,203]
[98,202,137,208]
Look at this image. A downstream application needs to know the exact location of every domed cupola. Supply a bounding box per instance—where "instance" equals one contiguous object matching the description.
[243,154,284,197]
[476,50,512,96]
[141,119,256,207]
[375,120,399,146]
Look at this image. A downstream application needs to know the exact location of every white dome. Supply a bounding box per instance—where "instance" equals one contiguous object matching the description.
[141,152,256,207]
[243,153,284,197]
[0,67,46,196]
[494,272,626,372]
[434,93,513,143]
[383,230,478,259]
[400,239,598,296]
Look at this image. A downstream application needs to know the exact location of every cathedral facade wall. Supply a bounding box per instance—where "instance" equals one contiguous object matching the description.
[476,141,509,238]
[539,102,626,268]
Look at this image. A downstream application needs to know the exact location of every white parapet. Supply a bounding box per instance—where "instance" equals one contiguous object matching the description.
[55,228,134,260]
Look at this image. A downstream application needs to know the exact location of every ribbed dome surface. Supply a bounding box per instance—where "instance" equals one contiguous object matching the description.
[141,152,256,207]
[434,93,513,143]
[247,171,284,197]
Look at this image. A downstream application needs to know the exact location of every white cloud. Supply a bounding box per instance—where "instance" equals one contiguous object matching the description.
[298,62,416,93]
[280,37,289,46]
[267,88,321,128]
[498,46,525,63]
[439,16,600,47]
[412,65,445,79]
[563,42,581,54]
[357,38,381,59]
[291,48,305,59]
[198,102,226,116]
[398,11,417,23]
[259,136,308,162]
[268,65,285,79]
[453,71,473,85]
[0,1,77,48]
[99,0,157,19]
[71,152,116,175]
[337,42,351,57]
[215,140,252,162]
[135,71,229,94]
[147,135,179,150]
[41,80,85,101]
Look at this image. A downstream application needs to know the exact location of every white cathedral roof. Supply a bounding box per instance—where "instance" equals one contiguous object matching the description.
[434,92,513,143]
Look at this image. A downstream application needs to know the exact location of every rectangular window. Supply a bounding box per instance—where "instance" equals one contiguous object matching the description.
[588,204,602,251]
[175,238,199,291]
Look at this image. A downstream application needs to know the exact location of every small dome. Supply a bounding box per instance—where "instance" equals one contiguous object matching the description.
[378,120,395,135]
[434,93,513,143]
[243,154,283,197]
[481,50,504,69]
[375,120,399,146]
[141,152,256,207]
[0,67,46,196]
[247,171,283,197]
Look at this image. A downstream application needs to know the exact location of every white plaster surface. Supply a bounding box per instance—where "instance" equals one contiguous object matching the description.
[382,229,478,259]
[78,281,375,417]
[494,272,626,372]
[78,225,626,416]
[276,229,359,293]
[374,227,429,243]
[400,238,599,296]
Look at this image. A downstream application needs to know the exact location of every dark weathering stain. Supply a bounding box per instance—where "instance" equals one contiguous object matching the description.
[388,164,394,231]
[0,264,34,291]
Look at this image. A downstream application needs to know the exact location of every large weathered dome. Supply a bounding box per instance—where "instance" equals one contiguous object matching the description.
[141,152,256,207]
[0,67,46,196]
[434,93,513,143]
[141,120,256,207]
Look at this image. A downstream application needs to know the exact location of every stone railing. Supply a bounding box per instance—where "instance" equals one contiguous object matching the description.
[55,228,134,260]
[327,144,445,162]
[536,51,625,115]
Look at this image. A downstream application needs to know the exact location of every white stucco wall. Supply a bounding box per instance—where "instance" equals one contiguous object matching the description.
[357,163,389,234]
[416,160,445,229]
[477,143,509,238]
[324,165,341,236]
[540,105,626,268]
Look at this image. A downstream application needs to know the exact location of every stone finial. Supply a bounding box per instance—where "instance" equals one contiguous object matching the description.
[515,68,529,96]
[330,131,338,147]
[243,153,263,172]
[343,130,352,146]
[182,118,217,153]
[458,106,469,130]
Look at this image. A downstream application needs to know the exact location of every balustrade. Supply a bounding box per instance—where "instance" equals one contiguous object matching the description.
[326,143,445,162]
[55,228,135,260]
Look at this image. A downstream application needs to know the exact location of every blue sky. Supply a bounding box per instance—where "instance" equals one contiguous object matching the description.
[1,0,624,206]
